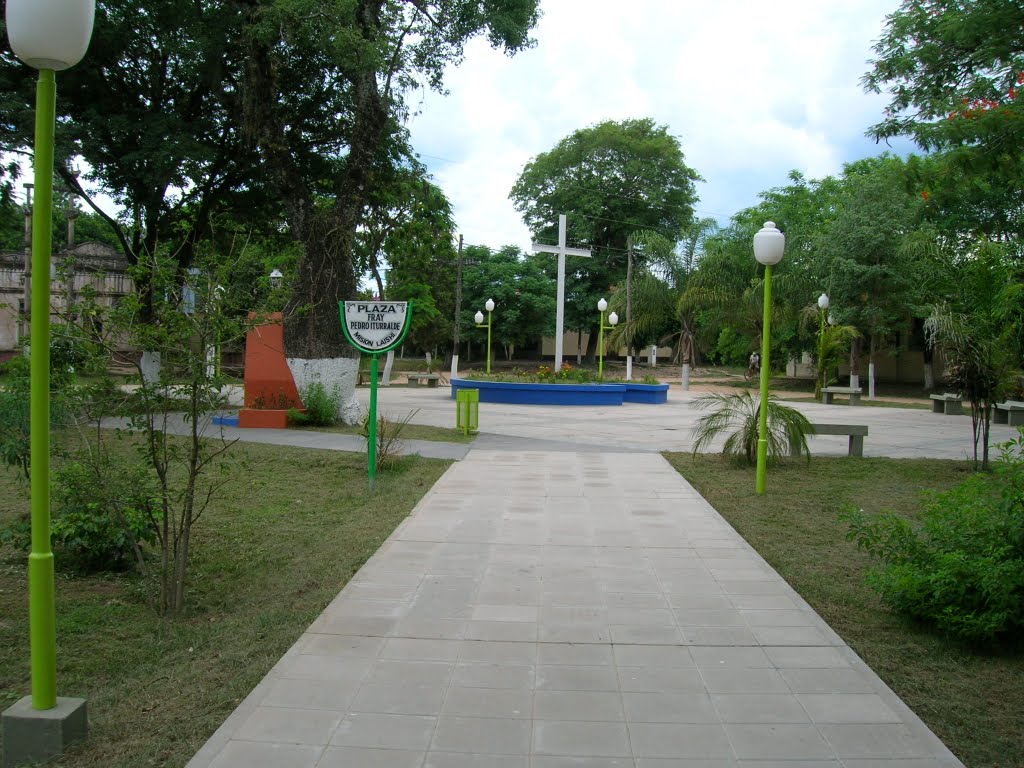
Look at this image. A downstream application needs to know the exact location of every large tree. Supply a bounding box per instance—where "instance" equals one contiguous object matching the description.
[0,0,267,278]
[510,118,701,357]
[240,0,540,363]
[863,0,1024,245]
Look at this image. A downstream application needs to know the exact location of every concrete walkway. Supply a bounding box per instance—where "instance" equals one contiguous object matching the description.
[188,444,966,767]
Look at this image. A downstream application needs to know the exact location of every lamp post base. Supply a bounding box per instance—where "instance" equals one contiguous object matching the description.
[2,696,88,768]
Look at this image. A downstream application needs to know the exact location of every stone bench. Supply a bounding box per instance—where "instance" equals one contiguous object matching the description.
[407,373,440,388]
[793,422,868,457]
[994,400,1024,427]
[822,386,863,405]
[930,392,963,415]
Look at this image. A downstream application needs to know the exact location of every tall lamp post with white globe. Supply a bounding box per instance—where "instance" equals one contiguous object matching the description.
[596,298,618,379]
[475,298,495,374]
[2,0,95,763]
[753,222,785,495]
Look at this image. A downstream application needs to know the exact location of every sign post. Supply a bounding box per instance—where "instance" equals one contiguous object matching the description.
[340,300,412,490]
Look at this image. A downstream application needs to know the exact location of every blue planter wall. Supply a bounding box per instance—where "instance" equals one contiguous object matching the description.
[450,379,668,406]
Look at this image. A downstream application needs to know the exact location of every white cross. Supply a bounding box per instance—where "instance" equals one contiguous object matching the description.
[531,214,591,372]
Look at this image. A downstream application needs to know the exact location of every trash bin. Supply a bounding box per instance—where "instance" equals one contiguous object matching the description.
[456,388,479,435]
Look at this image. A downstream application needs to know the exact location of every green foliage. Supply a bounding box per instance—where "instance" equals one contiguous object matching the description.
[511,118,701,342]
[640,374,660,385]
[1,460,156,574]
[690,390,813,465]
[460,245,556,355]
[288,382,341,427]
[925,242,1024,469]
[864,0,1024,245]
[713,327,750,367]
[842,432,1024,643]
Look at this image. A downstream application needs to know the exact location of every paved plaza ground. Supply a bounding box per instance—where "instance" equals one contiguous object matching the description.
[185,382,1003,766]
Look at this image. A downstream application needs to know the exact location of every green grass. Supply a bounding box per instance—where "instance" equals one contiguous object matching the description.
[663,452,1024,768]
[298,421,477,443]
[776,393,933,409]
[0,441,451,767]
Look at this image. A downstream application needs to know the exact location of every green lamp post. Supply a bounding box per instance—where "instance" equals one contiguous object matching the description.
[596,298,618,379]
[753,221,785,495]
[816,293,829,401]
[5,0,95,714]
[474,298,495,374]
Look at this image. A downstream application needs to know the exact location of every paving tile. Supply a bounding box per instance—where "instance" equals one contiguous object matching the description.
[779,668,875,694]
[538,643,614,666]
[622,692,718,723]
[750,626,835,646]
[259,677,358,711]
[532,720,632,757]
[207,740,322,768]
[617,666,706,693]
[330,713,437,751]
[451,662,534,689]
[612,645,694,668]
[683,626,758,646]
[442,686,532,718]
[629,722,733,758]
[316,746,424,767]
[609,625,685,645]
[689,646,772,669]
[819,724,937,758]
[381,637,461,661]
[273,653,376,683]
[351,683,446,715]
[299,634,386,658]
[711,694,811,723]
[797,694,902,724]
[465,620,538,642]
[533,690,624,721]
[764,646,850,669]
[725,723,834,760]
[458,640,538,665]
[430,715,532,755]
[234,706,344,745]
[534,758,635,768]
[423,753,528,768]
[636,760,737,768]
[366,660,454,686]
[390,618,467,640]
[536,664,620,691]
[700,667,790,694]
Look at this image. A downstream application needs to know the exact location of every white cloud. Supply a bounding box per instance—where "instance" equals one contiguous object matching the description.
[407,0,904,248]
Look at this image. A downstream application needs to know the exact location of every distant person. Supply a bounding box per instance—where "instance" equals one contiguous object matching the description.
[746,351,760,379]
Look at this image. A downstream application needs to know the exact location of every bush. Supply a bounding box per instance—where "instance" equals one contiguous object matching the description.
[842,432,1024,643]
[289,382,340,427]
[690,390,813,465]
[1,460,157,573]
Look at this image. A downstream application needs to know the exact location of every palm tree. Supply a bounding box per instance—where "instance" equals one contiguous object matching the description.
[691,390,813,465]
[924,242,1023,470]
[608,219,717,364]
[799,303,860,400]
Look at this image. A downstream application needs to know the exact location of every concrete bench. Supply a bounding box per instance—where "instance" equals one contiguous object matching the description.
[822,386,863,405]
[930,392,963,415]
[407,373,440,388]
[794,422,868,457]
[994,400,1024,427]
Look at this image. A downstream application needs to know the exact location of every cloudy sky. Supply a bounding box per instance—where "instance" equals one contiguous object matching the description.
[406,0,914,250]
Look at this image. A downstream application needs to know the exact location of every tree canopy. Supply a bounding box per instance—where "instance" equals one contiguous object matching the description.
[510,118,702,352]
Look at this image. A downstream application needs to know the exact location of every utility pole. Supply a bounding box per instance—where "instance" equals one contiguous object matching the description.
[451,234,464,379]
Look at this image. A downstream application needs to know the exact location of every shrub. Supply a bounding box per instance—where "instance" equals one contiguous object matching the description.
[1,460,157,573]
[690,390,812,465]
[360,409,418,470]
[289,382,340,427]
[842,432,1024,643]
